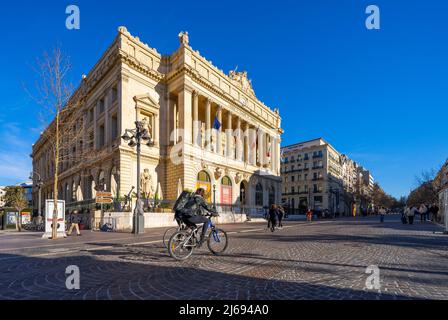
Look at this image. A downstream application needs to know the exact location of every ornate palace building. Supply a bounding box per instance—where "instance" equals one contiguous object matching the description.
[32,27,283,214]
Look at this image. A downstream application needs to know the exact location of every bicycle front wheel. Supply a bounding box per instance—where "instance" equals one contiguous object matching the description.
[207,228,228,255]
[163,227,178,248]
[168,231,194,261]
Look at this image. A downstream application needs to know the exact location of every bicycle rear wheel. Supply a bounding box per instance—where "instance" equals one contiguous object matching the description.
[207,228,228,255]
[168,231,195,261]
[163,227,178,248]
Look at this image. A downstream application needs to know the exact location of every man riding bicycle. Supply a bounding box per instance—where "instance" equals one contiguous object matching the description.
[178,188,219,246]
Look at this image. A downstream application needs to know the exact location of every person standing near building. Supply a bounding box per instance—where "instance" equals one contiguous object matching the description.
[67,210,82,236]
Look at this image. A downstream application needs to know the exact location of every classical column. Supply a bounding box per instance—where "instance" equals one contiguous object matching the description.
[226,110,232,158]
[244,122,250,164]
[93,102,98,149]
[82,112,88,152]
[236,117,242,161]
[173,102,178,144]
[178,90,192,144]
[216,106,222,155]
[251,125,257,166]
[105,94,111,144]
[154,114,159,146]
[205,98,211,151]
[193,91,199,147]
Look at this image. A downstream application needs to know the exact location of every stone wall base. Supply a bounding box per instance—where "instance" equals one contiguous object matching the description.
[97,211,265,231]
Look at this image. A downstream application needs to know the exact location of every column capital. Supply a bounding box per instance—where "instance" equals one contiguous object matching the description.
[193,90,200,98]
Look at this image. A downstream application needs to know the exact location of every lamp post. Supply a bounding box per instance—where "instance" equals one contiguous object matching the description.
[30,171,43,219]
[121,121,154,234]
[213,184,217,210]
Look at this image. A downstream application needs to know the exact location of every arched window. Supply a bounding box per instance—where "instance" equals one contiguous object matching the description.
[198,171,211,182]
[222,176,232,186]
[72,181,77,202]
[255,183,263,207]
[197,171,211,202]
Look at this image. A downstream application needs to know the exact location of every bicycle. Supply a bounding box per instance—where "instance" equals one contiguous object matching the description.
[163,221,187,248]
[168,215,228,261]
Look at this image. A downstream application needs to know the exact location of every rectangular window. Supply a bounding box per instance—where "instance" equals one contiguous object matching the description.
[89,131,94,149]
[89,108,94,123]
[291,176,295,182]
[99,99,105,114]
[111,114,118,140]
[112,87,118,102]
[99,125,105,148]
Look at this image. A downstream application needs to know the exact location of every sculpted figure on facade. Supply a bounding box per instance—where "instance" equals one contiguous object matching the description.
[141,116,153,139]
[229,70,255,97]
[235,172,242,184]
[214,167,223,180]
[140,168,154,199]
[178,31,189,46]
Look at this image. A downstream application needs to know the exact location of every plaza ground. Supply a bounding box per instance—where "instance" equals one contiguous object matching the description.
[0,215,447,300]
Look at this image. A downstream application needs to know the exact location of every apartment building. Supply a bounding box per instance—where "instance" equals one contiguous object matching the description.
[281,138,374,215]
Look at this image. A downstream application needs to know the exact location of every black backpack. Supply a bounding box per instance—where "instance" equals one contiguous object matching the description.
[173,191,194,218]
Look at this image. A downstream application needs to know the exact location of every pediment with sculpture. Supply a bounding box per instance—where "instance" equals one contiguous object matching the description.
[228,69,256,97]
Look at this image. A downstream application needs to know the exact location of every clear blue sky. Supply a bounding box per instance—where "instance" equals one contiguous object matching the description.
[0,0,447,198]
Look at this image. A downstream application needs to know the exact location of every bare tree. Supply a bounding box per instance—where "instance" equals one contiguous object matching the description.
[29,46,96,239]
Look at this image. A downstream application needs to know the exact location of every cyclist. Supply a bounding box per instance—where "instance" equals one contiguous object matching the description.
[181,188,219,246]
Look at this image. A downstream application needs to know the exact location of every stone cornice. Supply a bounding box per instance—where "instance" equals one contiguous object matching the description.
[166,65,280,131]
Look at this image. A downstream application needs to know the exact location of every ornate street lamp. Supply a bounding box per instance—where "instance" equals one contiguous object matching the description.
[29,171,43,219]
[213,184,217,211]
[121,121,154,234]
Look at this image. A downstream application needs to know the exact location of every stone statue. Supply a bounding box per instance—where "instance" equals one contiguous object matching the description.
[228,70,255,96]
[178,31,189,46]
[140,169,154,199]
[141,116,153,139]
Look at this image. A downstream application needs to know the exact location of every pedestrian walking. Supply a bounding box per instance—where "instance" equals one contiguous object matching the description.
[401,208,408,224]
[306,209,313,222]
[419,204,428,222]
[267,204,278,232]
[277,205,285,229]
[430,204,440,223]
[67,210,82,236]
[407,206,417,225]
[379,207,386,223]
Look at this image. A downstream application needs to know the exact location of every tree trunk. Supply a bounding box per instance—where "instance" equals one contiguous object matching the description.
[52,110,60,240]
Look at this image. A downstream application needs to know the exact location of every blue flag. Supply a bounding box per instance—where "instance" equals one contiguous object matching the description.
[213,114,221,130]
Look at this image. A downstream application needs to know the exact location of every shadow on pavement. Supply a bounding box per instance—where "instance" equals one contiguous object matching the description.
[0,251,414,301]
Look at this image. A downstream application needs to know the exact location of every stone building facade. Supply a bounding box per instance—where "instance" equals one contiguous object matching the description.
[281,138,373,215]
[32,27,283,214]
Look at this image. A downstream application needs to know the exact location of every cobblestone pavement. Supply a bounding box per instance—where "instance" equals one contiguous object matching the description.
[0,216,447,300]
